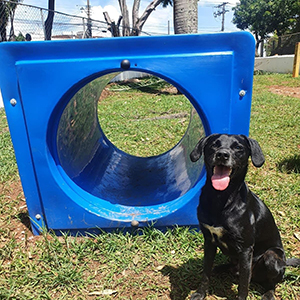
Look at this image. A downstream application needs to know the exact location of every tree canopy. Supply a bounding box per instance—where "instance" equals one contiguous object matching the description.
[232,0,300,54]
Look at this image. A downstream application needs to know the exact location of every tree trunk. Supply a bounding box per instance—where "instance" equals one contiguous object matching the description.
[254,33,261,57]
[173,0,198,34]
[132,0,140,35]
[133,0,163,36]
[45,0,55,40]
[260,39,264,57]
[119,0,130,36]
[105,0,165,37]
[0,18,7,42]
[103,12,122,37]
[9,9,16,40]
[0,1,19,42]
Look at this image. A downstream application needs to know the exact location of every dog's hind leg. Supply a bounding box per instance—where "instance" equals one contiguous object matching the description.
[252,248,286,300]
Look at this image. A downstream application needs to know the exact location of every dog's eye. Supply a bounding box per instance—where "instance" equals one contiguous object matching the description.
[211,141,221,149]
[211,143,219,150]
[234,145,243,150]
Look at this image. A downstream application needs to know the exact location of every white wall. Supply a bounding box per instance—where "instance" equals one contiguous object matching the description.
[255,55,296,74]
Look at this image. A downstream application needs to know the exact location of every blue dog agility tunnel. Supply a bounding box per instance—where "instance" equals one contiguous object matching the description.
[0,33,255,235]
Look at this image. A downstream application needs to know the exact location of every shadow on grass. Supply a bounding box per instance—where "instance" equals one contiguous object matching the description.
[162,257,300,300]
[161,255,239,300]
[17,211,31,231]
[278,154,300,174]
[160,252,289,300]
[111,80,181,95]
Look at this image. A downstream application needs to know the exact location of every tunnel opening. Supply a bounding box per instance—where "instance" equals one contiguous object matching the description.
[55,71,205,208]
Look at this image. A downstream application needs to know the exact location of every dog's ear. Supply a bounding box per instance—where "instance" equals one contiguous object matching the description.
[243,136,265,167]
[190,135,212,162]
[190,137,206,162]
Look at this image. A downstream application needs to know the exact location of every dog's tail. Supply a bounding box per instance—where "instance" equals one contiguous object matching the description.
[286,258,300,267]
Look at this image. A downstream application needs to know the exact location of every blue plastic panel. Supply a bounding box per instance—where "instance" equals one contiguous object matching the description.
[0,33,255,235]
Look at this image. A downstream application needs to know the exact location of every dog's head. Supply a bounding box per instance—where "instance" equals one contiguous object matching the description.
[190,134,265,191]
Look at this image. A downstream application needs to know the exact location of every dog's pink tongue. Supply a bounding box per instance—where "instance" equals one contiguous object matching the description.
[211,166,231,191]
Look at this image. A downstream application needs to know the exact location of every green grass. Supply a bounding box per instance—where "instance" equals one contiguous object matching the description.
[98,77,192,157]
[0,74,299,299]
[0,113,18,183]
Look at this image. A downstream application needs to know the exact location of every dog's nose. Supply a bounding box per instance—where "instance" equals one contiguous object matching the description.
[216,150,230,161]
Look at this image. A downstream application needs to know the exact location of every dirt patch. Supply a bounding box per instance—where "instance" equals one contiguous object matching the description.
[161,86,180,95]
[0,179,39,246]
[99,87,113,101]
[268,85,300,99]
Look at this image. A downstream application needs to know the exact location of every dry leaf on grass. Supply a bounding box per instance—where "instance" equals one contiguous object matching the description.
[89,289,117,296]
[294,232,300,241]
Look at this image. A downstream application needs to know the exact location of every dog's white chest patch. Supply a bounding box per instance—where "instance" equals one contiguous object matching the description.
[202,223,228,249]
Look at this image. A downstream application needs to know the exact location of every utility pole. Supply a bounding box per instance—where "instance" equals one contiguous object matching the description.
[86,0,92,38]
[80,0,92,38]
[214,2,229,32]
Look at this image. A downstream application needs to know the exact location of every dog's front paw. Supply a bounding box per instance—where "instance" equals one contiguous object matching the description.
[190,291,206,300]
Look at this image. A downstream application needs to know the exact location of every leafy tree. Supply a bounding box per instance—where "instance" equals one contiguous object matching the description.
[233,0,299,56]
[15,31,25,41]
[288,0,300,33]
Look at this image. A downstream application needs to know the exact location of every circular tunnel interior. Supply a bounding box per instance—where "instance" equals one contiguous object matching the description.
[55,71,205,208]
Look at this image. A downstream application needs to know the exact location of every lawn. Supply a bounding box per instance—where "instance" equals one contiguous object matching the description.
[0,73,299,299]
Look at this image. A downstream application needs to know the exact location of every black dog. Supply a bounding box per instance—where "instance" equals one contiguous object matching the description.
[190,134,299,300]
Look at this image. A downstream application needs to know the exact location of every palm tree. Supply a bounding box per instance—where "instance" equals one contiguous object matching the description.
[173,0,198,34]
[162,0,198,34]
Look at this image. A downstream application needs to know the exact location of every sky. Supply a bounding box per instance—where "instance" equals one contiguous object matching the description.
[21,0,241,35]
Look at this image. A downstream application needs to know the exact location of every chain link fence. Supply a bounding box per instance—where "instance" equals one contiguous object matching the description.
[265,32,300,56]
[0,0,113,42]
